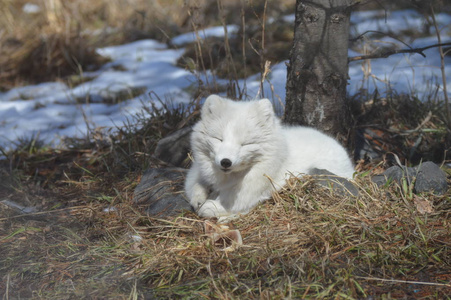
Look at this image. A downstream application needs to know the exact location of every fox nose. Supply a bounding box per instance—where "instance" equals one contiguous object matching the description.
[220,158,232,168]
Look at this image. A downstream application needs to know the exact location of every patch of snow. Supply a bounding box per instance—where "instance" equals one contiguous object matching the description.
[22,3,41,14]
[103,206,117,213]
[171,25,240,46]
[130,234,143,242]
[282,14,295,23]
[0,10,450,154]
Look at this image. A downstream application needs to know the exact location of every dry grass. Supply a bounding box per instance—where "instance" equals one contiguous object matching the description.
[176,0,294,81]
[0,0,296,96]
[1,0,451,298]
[1,96,450,298]
[0,0,294,90]
[1,158,450,298]
[0,0,189,88]
[351,93,451,165]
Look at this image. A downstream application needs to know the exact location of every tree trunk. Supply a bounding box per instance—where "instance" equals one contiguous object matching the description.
[284,0,353,141]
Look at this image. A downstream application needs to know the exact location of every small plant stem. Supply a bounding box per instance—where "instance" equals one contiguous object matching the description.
[260,0,268,98]
[217,0,241,99]
[240,0,248,96]
[430,6,450,127]
[187,7,210,88]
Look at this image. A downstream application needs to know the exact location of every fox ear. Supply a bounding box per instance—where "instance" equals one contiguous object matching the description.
[202,95,224,117]
[258,99,275,122]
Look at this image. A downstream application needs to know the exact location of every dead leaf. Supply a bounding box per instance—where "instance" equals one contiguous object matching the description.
[413,196,433,214]
[204,220,243,251]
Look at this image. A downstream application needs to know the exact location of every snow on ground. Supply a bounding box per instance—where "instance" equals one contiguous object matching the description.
[0,9,450,152]
[171,25,240,46]
[348,10,451,100]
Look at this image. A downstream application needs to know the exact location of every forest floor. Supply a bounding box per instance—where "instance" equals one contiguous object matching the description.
[1,0,451,299]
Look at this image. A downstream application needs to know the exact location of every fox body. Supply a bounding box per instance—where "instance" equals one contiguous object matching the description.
[185,95,355,218]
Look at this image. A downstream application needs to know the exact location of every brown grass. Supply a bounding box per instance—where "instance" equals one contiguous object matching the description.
[1,0,451,298]
[1,96,450,298]
[0,0,295,91]
[1,158,450,298]
[0,0,189,88]
[351,93,451,165]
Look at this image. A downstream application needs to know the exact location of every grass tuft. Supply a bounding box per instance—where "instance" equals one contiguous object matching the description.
[5,150,450,298]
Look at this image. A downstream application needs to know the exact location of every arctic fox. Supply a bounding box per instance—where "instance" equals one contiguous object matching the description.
[185,95,355,218]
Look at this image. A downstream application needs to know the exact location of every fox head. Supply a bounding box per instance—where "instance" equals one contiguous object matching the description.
[192,95,281,173]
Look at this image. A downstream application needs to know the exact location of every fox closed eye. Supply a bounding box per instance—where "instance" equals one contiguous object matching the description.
[241,141,258,146]
[201,131,222,142]
[208,136,223,143]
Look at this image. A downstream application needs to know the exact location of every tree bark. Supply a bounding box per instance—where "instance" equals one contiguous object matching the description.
[284,0,353,141]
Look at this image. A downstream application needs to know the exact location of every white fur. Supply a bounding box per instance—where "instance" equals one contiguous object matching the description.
[185,95,355,218]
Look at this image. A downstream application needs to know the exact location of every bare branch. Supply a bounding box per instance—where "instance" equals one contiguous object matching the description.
[348,42,451,62]
[350,30,412,48]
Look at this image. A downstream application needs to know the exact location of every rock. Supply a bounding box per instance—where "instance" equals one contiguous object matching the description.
[154,127,193,167]
[371,165,416,186]
[309,168,360,197]
[371,161,448,195]
[133,168,193,217]
[414,161,448,195]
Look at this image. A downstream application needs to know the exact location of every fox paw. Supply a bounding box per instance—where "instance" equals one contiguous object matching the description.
[197,200,228,218]
[190,198,205,210]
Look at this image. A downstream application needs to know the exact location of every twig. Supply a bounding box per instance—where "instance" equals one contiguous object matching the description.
[6,273,10,300]
[357,276,451,287]
[350,30,412,48]
[0,206,94,222]
[260,0,268,98]
[430,6,451,127]
[249,0,268,98]
[240,0,247,97]
[187,7,210,87]
[217,0,241,98]
[348,42,451,62]
[256,60,271,99]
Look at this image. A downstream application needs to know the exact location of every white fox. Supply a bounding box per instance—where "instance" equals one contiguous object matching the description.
[185,95,354,218]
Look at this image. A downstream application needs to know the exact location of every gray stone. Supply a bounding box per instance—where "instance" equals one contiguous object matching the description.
[414,161,448,195]
[154,127,193,167]
[371,161,448,195]
[133,168,193,217]
[372,165,416,187]
[309,168,360,197]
